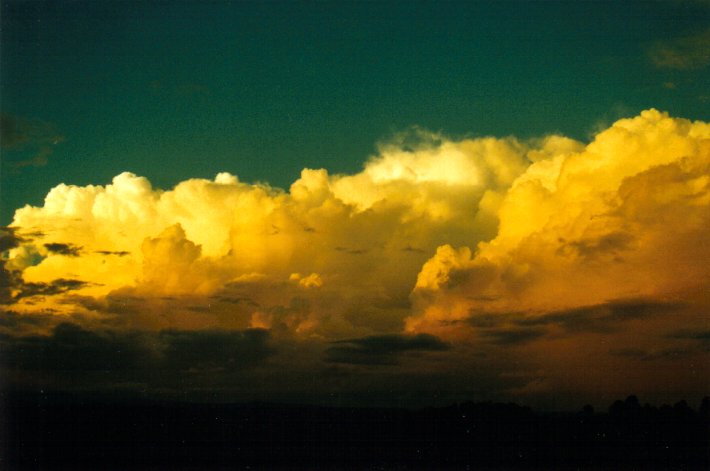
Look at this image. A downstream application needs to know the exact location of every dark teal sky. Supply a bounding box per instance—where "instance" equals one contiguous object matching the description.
[2,0,709,224]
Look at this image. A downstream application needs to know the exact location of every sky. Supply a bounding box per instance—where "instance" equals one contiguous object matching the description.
[1,1,709,409]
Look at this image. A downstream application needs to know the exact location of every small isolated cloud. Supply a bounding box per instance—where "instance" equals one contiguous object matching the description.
[326,333,450,365]
[289,272,323,289]
[648,28,710,69]
[95,250,131,257]
[44,242,82,257]
[14,278,90,301]
[0,113,64,169]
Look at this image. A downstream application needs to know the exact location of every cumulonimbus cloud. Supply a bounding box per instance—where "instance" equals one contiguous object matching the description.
[2,109,709,404]
[3,110,709,348]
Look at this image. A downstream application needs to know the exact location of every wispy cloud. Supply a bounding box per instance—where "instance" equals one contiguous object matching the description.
[648,28,710,69]
[515,299,685,334]
[0,113,64,170]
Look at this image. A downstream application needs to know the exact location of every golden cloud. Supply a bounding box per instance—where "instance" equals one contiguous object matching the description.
[4,129,537,335]
[4,110,709,355]
[407,110,710,334]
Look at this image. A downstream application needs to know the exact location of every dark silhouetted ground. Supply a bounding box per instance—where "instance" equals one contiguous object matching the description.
[2,392,708,469]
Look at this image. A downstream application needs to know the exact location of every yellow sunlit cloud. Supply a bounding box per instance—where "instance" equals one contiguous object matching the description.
[4,110,709,351]
[407,109,710,333]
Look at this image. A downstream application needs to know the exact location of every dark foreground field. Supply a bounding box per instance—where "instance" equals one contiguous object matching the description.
[2,392,708,469]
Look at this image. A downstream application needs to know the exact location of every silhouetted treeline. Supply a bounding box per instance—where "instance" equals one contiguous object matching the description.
[2,392,708,469]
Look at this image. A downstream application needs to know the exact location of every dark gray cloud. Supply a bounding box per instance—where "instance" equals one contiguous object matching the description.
[0,227,24,252]
[95,250,131,257]
[514,298,684,333]
[210,295,260,307]
[44,242,82,257]
[326,333,450,365]
[0,310,62,335]
[0,261,23,304]
[671,329,710,341]
[159,328,272,370]
[462,299,684,347]
[0,323,149,372]
[669,329,710,351]
[0,229,58,303]
[479,327,547,346]
[559,231,634,259]
[609,347,697,361]
[0,261,89,305]
[466,313,513,329]
[15,278,90,300]
[0,323,274,392]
